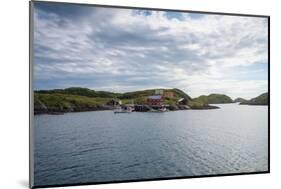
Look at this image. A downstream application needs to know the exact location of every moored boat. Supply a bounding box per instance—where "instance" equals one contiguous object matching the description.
[148,107,168,112]
[114,106,133,114]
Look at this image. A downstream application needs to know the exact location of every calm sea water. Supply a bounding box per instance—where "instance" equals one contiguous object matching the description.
[33,104,268,186]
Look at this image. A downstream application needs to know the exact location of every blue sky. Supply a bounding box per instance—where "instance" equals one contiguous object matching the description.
[33,2,268,99]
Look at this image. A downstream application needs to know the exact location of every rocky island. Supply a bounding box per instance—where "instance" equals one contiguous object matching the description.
[240,93,268,105]
[34,88,268,114]
[234,97,247,103]
[34,87,222,114]
[193,94,234,104]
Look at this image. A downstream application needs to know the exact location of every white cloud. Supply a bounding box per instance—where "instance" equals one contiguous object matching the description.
[33,5,268,99]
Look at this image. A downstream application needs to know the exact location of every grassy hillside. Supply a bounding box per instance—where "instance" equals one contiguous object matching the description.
[35,88,192,105]
[240,93,268,105]
[119,88,191,100]
[34,87,219,114]
[34,93,116,113]
[36,87,120,98]
[36,87,191,100]
[193,94,233,104]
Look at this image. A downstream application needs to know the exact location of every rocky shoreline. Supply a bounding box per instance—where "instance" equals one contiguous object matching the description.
[34,104,219,115]
[239,92,268,106]
[34,105,115,115]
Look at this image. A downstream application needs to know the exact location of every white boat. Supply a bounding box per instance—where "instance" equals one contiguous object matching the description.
[114,106,133,114]
[149,107,168,112]
[159,107,168,112]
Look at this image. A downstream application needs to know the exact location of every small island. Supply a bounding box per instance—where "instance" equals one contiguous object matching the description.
[34,87,224,114]
[240,93,268,105]
[34,87,268,115]
[234,97,247,103]
[193,94,234,104]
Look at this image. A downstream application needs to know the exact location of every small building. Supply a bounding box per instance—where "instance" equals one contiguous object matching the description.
[147,95,163,106]
[164,91,174,98]
[155,89,164,95]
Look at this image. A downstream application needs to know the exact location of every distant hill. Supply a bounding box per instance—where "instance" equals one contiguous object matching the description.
[119,88,191,100]
[234,97,247,103]
[36,87,191,100]
[193,94,233,104]
[240,93,268,105]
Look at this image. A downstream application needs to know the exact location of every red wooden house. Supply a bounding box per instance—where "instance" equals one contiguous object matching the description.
[147,95,163,106]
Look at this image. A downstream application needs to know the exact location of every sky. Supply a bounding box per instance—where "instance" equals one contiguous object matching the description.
[33,2,268,99]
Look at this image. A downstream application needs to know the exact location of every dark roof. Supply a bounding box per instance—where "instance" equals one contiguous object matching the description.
[148,95,162,100]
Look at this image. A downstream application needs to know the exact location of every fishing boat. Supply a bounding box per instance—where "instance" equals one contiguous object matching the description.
[149,107,168,112]
[114,106,133,114]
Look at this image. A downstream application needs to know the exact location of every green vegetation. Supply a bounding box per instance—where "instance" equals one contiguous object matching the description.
[34,93,116,113]
[34,87,220,114]
[119,88,191,100]
[168,88,192,100]
[34,87,268,114]
[35,93,110,107]
[36,87,191,101]
[36,87,120,98]
[187,100,217,109]
[193,94,233,104]
[240,93,268,105]
[119,89,155,99]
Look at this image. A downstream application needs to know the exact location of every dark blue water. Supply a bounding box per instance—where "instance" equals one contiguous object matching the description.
[33,104,268,186]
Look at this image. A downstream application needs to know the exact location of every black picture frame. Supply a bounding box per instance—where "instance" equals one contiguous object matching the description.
[29,1,270,188]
